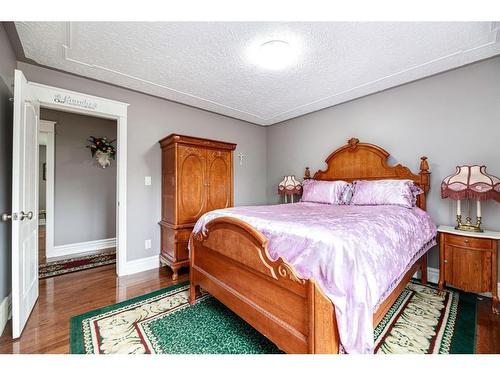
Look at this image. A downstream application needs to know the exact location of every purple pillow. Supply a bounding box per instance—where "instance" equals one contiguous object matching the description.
[301,179,351,205]
[350,179,420,208]
[410,183,424,206]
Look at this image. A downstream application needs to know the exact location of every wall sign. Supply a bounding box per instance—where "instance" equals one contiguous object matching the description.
[53,94,97,110]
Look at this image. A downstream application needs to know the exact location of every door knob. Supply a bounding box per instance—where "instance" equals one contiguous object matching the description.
[19,211,34,221]
[1,213,18,221]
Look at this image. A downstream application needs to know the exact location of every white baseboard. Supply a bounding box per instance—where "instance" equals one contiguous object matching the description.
[121,255,160,276]
[414,266,500,297]
[0,294,11,337]
[49,237,116,259]
[427,267,440,284]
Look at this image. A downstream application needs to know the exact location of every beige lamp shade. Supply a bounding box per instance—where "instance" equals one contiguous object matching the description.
[441,165,500,202]
[278,175,302,195]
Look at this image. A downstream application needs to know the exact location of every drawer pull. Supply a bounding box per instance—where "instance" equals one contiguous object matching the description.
[464,239,469,243]
[444,260,448,264]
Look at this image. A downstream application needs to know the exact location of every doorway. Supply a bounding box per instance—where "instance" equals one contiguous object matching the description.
[29,80,129,277]
[37,110,118,278]
[10,70,129,338]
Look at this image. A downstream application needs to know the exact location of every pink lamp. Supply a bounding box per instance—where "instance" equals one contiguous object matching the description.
[278,175,302,203]
[441,165,500,232]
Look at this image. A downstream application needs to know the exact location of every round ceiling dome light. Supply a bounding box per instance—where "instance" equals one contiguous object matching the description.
[252,40,296,70]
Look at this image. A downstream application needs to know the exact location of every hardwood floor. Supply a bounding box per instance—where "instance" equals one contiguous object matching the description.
[0,265,498,354]
[0,265,188,354]
[475,296,500,353]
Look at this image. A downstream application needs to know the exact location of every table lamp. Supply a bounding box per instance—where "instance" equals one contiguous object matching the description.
[278,175,302,203]
[441,165,500,232]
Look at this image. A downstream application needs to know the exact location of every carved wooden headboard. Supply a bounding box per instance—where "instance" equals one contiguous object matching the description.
[304,138,430,210]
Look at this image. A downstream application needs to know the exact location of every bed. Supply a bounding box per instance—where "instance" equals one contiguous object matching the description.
[188,138,436,354]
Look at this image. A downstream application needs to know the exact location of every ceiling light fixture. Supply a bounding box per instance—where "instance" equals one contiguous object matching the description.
[250,40,297,70]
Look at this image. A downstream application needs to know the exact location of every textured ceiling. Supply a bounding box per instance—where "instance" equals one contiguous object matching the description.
[15,22,500,126]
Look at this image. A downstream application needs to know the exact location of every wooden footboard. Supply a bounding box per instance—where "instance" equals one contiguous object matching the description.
[189,217,340,354]
[189,216,428,354]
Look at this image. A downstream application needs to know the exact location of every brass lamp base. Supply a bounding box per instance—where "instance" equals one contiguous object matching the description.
[455,215,483,233]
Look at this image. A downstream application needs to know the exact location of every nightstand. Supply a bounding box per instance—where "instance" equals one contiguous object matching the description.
[437,225,499,313]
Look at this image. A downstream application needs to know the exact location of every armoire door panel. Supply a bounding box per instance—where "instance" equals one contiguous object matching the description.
[177,146,206,224]
[162,146,176,223]
[206,150,232,212]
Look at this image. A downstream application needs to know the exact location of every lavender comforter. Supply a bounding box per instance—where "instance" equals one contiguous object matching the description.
[192,202,437,354]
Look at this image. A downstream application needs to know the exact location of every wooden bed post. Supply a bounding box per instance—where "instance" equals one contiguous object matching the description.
[304,167,311,180]
[418,156,430,211]
[308,281,340,353]
[418,156,430,284]
[189,236,200,305]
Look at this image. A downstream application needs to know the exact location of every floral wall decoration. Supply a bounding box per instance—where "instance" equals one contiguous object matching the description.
[86,136,116,168]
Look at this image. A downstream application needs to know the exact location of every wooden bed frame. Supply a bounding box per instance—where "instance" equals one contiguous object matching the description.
[189,138,431,354]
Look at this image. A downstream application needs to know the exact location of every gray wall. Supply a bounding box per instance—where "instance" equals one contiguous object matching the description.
[40,109,117,245]
[19,61,268,261]
[267,56,500,272]
[0,23,15,302]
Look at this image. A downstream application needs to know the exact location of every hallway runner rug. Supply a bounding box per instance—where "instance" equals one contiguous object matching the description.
[70,281,477,354]
[39,250,116,279]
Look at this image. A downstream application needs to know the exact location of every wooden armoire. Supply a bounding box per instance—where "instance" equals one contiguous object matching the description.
[158,134,236,279]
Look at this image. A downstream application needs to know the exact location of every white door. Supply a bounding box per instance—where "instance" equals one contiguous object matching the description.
[11,70,40,338]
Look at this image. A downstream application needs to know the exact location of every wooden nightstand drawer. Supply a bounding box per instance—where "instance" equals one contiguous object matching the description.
[444,233,492,250]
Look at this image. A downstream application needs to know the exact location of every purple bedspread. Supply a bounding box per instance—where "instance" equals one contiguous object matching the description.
[192,202,437,354]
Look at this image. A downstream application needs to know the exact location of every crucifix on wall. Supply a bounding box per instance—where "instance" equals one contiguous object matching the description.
[237,152,246,166]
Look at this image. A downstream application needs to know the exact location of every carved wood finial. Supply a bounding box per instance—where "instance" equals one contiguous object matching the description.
[347,138,359,150]
[304,167,311,180]
[420,156,429,172]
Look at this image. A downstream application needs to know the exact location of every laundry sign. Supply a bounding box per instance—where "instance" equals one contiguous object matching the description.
[53,94,97,110]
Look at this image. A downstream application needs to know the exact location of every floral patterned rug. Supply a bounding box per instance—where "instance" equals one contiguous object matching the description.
[374,282,476,353]
[70,281,476,354]
[39,250,116,279]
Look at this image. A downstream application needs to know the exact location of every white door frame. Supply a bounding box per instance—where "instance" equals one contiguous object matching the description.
[38,120,55,258]
[29,82,129,276]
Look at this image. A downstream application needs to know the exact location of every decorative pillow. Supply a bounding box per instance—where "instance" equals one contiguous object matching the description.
[410,183,424,206]
[340,183,355,205]
[301,179,350,205]
[350,179,419,208]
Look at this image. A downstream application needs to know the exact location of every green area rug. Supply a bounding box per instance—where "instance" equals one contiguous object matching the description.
[70,281,476,354]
